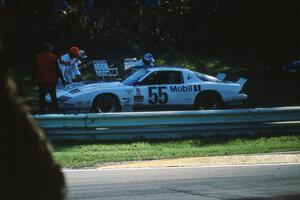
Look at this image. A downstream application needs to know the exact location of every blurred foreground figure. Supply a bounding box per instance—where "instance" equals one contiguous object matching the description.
[0,10,66,200]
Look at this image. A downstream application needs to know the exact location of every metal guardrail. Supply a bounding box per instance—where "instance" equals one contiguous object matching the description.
[32,107,300,141]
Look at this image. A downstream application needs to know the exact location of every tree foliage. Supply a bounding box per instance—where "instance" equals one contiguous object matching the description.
[7,0,300,71]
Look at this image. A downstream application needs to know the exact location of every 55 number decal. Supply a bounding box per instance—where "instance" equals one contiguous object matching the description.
[148,86,168,104]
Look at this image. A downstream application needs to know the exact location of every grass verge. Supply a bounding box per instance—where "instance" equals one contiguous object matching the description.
[52,135,300,168]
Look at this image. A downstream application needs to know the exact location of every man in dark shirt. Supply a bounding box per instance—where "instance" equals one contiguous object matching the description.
[36,43,64,113]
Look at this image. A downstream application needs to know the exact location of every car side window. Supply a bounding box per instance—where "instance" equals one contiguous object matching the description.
[140,71,183,85]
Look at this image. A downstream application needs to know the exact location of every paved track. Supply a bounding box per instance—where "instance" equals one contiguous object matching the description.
[64,164,300,200]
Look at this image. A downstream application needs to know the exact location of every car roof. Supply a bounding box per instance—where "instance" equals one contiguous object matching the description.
[147,66,191,72]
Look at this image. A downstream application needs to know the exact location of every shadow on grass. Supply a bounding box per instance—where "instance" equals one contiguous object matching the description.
[229,193,300,200]
[51,132,300,149]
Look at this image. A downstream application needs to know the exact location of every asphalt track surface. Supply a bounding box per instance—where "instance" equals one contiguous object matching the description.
[64,164,300,200]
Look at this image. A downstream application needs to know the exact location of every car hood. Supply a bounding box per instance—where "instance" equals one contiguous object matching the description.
[58,81,123,92]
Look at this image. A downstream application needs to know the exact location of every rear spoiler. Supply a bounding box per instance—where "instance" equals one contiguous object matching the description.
[216,73,247,87]
[236,78,247,86]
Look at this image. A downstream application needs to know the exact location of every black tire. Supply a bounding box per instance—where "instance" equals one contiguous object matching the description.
[194,92,223,110]
[92,95,120,113]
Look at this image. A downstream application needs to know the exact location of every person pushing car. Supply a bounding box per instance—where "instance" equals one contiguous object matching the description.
[72,50,89,82]
[58,46,81,84]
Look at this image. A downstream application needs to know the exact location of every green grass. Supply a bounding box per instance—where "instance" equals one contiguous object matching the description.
[52,135,300,168]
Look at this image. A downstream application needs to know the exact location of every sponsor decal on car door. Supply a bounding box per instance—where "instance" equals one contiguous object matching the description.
[133,85,170,110]
[133,70,194,110]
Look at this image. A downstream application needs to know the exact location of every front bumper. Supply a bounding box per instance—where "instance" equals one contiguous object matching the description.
[46,96,91,113]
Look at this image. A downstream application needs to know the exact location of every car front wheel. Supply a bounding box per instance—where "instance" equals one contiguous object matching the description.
[92,95,120,113]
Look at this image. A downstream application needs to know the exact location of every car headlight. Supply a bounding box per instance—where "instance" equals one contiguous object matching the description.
[57,95,72,102]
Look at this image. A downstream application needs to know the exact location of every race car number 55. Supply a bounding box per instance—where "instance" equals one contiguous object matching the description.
[148,86,168,104]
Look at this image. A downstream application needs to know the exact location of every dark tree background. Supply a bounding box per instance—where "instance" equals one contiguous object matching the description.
[5,0,300,107]
[7,0,300,71]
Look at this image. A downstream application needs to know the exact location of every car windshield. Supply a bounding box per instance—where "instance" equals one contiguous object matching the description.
[122,68,150,85]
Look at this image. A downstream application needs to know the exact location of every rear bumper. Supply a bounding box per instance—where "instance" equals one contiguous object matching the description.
[223,94,248,106]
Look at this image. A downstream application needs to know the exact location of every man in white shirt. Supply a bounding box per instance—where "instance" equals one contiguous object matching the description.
[72,50,88,82]
[58,46,81,84]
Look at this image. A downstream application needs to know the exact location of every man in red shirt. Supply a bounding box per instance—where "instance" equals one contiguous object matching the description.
[36,43,64,112]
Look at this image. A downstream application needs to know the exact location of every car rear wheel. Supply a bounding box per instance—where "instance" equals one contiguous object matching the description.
[194,93,222,110]
[92,95,120,113]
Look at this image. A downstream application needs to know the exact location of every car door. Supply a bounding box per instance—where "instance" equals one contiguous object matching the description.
[132,70,187,111]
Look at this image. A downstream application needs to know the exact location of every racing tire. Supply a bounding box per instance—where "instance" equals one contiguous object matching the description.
[92,95,120,113]
[194,92,223,110]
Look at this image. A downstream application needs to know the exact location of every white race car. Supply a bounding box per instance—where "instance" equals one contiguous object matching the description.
[47,66,247,113]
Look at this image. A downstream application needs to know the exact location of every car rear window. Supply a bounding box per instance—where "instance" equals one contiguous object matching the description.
[194,72,223,82]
